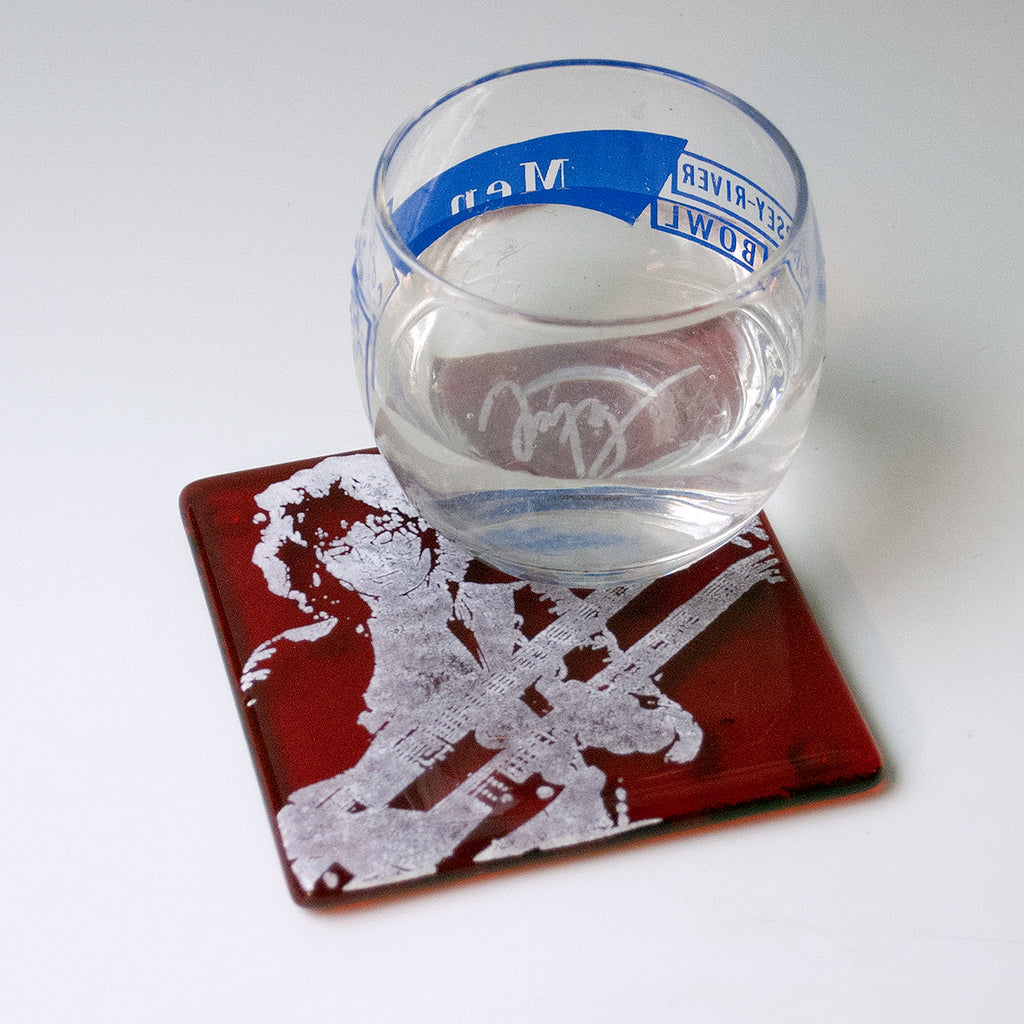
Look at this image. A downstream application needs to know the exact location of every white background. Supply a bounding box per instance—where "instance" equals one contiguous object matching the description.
[4,2,1022,1021]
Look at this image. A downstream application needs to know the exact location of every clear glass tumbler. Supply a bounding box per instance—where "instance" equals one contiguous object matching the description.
[351,60,825,586]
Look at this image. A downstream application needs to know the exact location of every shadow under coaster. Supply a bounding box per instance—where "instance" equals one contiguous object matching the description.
[181,449,882,908]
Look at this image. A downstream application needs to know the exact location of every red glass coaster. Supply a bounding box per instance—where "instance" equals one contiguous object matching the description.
[181,450,881,908]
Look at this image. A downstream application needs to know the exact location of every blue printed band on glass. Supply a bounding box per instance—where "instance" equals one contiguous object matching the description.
[391,130,684,255]
[390,129,791,274]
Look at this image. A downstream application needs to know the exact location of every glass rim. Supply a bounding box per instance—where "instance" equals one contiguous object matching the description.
[371,58,811,329]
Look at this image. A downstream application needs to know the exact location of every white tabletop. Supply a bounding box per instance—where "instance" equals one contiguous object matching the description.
[4,3,1022,1021]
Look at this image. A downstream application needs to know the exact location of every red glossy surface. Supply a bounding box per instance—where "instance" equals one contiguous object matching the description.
[181,450,881,907]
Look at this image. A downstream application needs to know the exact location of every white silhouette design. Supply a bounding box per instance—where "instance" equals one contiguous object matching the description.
[244,453,781,894]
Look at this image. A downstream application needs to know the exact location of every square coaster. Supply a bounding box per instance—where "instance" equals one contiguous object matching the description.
[181,449,882,907]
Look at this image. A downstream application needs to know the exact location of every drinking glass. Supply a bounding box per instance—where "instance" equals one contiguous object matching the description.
[351,60,825,586]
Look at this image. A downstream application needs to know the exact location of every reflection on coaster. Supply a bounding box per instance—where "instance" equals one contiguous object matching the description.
[181,450,882,908]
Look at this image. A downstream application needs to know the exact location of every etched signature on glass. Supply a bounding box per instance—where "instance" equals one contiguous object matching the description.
[477,365,702,479]
[242,453,781,894]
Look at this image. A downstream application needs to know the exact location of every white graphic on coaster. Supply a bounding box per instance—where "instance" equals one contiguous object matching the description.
[244,453,781,894]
